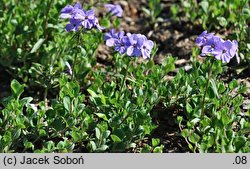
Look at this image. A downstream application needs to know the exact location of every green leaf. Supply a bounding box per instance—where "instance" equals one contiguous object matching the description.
[100,18,110,28]
[113,18,121,28]
[11,79,24,99]
[111,135,122,143]
[200,1,209,13]
[142,7,151,16]
[30,38,45,53]
[46,141,55,151]
[39,129,46,137]
[24,141,34,150]
[87,89,98,98]
[63,96,71,112]
[235,136,246,152]
[97,145,109,151]
[13,129,21,140]
[189,133,200,144]
[186,103,193,113]
[51,118,66,131]
[71,131,81,142]
[100,94,106,105]
[229,79,238,90]
[226,139,235,152]
[141,145,151,153]
[221,111,231,125]
[217,17,228,27]
[102,130,111,139]
[181,129,189,138]
[57,141,65,149]
[95,113,108,121]
[218,83,226,93]
[190,118,200,125]
[153,145,164,153]
[210,79,219,98]
[95,127,101,140]
[207,135,214,148]
[21,97,33,104]
[177,116,183,124]
[207,86,216,98]
[152,138,160,147]
[90,141,96,151]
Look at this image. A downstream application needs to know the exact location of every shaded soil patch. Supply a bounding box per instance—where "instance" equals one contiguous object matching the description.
[150,104,190,153]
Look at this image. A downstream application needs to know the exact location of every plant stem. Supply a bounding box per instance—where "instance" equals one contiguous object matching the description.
[201,57,215,117]
[44,86,48,107]
[121,69,128,93]
[72,33,81,81]
[72,52,78,81]
[119,58,130,101]
[43,0,54,40]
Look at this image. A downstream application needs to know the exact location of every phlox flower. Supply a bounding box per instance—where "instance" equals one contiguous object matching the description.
[60,2,103,32]
[60,2,82,19]
[104,29,154,58]
[196,30,239,63]
[212,40,234,63]
[105,4,123,17]
[195,30,214,47]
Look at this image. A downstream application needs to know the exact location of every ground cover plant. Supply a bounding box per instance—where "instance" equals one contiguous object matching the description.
[0,0,249,153]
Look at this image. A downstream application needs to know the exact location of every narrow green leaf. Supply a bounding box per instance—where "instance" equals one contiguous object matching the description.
[95,127,101,140]
[210,79,219,98]
[95,113,108,121]
[111,135,122,143]
[30,38,45,53]
[186,103,193,113]
[63,96,71,111]
[87,89,98,98]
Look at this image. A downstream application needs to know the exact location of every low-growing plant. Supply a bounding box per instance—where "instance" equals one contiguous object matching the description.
[166,31,249,152]
[142,0,164,26]
[0,0,249,153]
[170,0,250,64]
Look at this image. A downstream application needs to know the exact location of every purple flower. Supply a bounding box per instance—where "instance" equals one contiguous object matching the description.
[104,30,154,58]
[201,36,222,56]
[126,34,154,58]
[93,17,105,31]
[104,29,127,54]
[74,9,95,29]
[60,3,103,32]
[140,38,154,59]
[213,40,239,63]
[196,31,239,63]
[212,40,234,63]
[65,18,82,32]
[126,34,144,57]
[60,2,82,19]
[195,30,215,47]
[114,32,128,54]
[114,40,127,54]
[105,4,123,17]
[231,40,240,63]
[104,29,117,47]
[60,5,73,18]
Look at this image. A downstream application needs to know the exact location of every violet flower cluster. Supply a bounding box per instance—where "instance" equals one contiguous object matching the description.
[104,29,154,59]
[196,31,239,63]
[60,2,104,32]
[105,4,123,17]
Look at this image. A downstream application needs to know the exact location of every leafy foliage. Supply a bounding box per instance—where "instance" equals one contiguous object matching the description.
[170,0,250,64]
[0,0,249,153]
